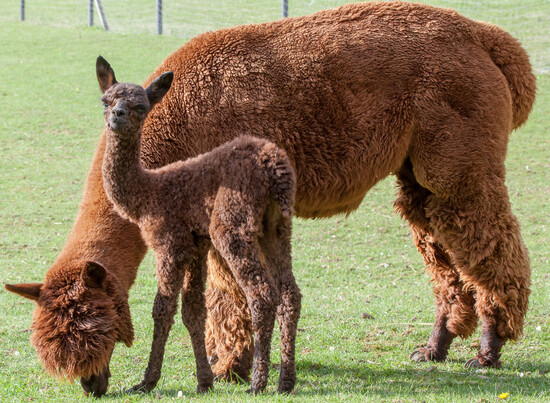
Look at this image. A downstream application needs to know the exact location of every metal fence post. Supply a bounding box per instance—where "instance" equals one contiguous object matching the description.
[88,0,94,27]
[93,0,109,30]
[157,0,162,35]
[282,0,288,18]
[20,0,25,21]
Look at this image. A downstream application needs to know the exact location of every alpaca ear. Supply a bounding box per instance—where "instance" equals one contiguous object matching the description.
[5,283,43,301]
[82,261,107,289]
[96,56,118,93]
[146,71,174,107]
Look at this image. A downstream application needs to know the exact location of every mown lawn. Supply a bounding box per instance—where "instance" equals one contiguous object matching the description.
[0,15,549,403]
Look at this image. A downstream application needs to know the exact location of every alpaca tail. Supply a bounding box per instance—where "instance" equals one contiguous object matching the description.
[259,142,296,219]
[475,23,537,129]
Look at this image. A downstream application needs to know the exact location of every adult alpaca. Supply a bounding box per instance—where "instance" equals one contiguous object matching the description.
[97,57,300,394]
[6,1,536,396]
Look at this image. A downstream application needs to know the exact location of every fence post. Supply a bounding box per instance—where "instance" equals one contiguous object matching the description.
[20,0,25,21]
[93,0,109,31]
[88,0,93,27]
[157,0,162,35]
[282,0,288,18]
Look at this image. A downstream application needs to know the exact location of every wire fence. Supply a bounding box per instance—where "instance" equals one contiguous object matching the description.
[2,0,549,73]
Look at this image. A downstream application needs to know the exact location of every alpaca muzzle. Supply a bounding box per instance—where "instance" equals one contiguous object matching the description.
[80,365,111,397]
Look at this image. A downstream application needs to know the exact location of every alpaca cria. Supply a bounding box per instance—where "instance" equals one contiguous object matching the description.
[97,57,300,394]
[7,2,536,396]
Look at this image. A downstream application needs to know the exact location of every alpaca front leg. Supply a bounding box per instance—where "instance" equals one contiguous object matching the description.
[181,250,214,393]
[126,260,185,393]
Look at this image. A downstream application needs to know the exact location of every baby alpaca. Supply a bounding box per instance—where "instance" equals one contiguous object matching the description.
[97,56,301,394]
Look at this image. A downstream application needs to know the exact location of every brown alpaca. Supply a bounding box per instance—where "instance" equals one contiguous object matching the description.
[97,57,300,394]
[6,2,536,396]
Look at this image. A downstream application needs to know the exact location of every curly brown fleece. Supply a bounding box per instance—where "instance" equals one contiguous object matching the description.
[7,1,536,395]
[97,57,300,394]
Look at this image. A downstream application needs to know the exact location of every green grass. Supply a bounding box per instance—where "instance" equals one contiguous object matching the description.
[1,17,549,403]
[0,0,548,72]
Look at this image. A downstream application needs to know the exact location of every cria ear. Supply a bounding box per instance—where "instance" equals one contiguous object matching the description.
[96,56,118,93]
[82,261,107,289]
[5,283,42,301]
[145,71,174,107]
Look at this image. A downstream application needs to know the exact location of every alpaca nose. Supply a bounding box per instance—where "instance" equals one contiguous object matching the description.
[112,106,126,117]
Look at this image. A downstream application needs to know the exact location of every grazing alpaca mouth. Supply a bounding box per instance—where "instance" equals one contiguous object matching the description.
[80,365,111,397]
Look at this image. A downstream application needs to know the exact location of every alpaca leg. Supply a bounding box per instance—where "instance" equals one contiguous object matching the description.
[261,214,301,393]
[180,247,214,393]
[395,160,478,362]
[126,258,186,393]
[409,117,530,367]
[205,249,254,382]
[410,228,479,362]
[210,222,277,393]
[276,268,301,393]
[425,189,529,367]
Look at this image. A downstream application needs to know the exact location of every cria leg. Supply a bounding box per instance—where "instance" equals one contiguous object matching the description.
[210,207,277,393]
[126,257,186,393]
[260,209,301,393]
[180,244,214,392]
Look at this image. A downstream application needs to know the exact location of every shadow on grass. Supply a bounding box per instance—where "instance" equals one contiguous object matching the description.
[292,358,550,398]
[105,358,550,399]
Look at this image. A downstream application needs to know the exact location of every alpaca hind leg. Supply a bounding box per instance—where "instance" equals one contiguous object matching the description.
[410,228,478,362]
[126,258,186,393]
[205,249,253,382]
[426,189,529,367]
[262,214,301,393]
[395,160,477,362]
[180,246,214,393]
[276,277,301,393]
[410,121,530,367]
[210,222,277,393]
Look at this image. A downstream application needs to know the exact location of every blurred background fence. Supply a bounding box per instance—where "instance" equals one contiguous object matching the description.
[1,1,549,73]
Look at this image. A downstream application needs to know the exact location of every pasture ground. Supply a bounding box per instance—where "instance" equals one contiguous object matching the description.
[0,19,549,402]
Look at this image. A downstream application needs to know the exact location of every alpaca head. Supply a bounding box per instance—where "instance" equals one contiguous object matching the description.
[96,56,173,138]
[5,260,134,397]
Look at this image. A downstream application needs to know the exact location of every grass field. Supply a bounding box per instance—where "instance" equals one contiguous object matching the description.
[0,10,549,403]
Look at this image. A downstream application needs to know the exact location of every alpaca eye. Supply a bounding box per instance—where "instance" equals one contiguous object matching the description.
[102,103,109,108]
[136,105,148,114]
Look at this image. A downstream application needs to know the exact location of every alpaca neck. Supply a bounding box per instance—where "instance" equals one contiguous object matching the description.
[102,128,153,222]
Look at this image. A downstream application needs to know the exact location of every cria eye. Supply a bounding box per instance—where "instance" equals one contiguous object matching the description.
[136,105,148,114]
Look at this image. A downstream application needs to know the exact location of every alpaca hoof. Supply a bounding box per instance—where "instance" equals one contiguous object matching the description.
[410,348,430,362]
[277,385,295,394]
[278,368,296,393]
[124,380,155,394]
[464,358,484,370]
[246,387,261,395]
[196,383,213,394]
[464,356,502,369]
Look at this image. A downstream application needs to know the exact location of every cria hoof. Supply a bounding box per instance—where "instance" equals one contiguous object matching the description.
[124,381,154,394]
[196,384,213,393]
[464,358,484,369]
